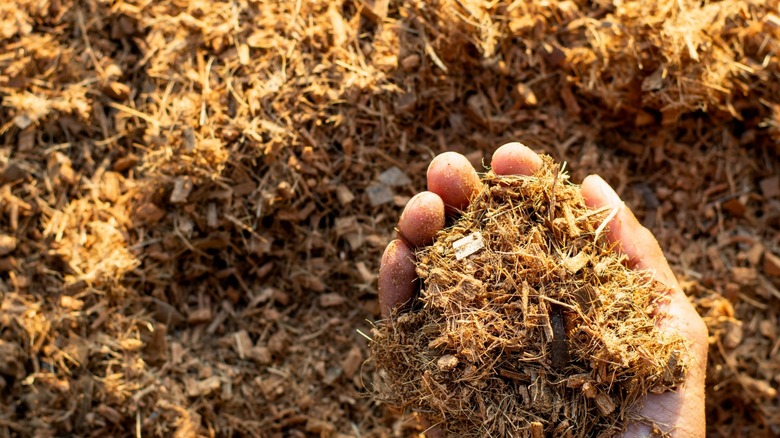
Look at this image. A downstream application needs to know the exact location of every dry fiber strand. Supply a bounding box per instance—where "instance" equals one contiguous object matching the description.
[372,157,687,437]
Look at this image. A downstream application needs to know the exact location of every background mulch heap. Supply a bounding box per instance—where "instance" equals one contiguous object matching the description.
[0,0,778,436]
[372,161,687,437]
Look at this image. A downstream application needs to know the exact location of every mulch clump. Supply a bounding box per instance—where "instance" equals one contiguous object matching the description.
[372,157,686,436]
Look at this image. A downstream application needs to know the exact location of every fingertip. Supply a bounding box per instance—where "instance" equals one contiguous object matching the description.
[491,142,543,176]
[379,239,418,318]
[398,192,445,248]
[581,174,622,210]
[581,174,678,287]
[581,174,633,251]
[427,152,482,213]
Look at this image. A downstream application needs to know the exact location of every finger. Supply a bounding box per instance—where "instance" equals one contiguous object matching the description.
[378,239,417,318]
[398,191,446,248]
[582,177,708,437]
[491,142,543,175]
[427,152,482,213]
[580,175,679,289]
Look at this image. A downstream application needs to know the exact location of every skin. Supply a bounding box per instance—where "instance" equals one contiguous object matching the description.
[378,142,707,437]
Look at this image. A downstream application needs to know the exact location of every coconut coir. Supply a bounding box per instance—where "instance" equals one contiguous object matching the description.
[371,156,687,437]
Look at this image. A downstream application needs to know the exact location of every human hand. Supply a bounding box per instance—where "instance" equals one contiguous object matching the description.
[378,143,707,437]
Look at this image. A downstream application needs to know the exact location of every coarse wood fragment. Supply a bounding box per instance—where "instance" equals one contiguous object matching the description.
[763,252,780,277]
[515,83,538,107]
[722,198,747,217]
[360,0,389,23]
[188,308,212,324]
[379,167,412,187]
[319,293,346,307]
[170,177,194,204]
[759,176,780,198]
[336,185,356,205]
[0,235,17,256]
[453,232,485,260]
[366,184,394,206]
[0,164,26,184]
[341,346,363,379]
[135,203,167,224]
[234,330,253,360]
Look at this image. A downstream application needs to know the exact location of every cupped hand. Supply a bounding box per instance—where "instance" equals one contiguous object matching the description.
[378,143,707,437]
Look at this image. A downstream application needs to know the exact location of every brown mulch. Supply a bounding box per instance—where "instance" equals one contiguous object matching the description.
[0,0,778,436]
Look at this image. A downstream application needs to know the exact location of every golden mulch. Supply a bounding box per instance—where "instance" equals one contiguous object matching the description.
[0,0,778,436]
[373,158,686,436]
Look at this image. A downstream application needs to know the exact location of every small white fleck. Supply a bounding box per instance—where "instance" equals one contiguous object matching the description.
[453,232,485,260]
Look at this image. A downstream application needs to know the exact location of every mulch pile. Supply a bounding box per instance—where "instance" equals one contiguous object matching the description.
[0,0,778,436]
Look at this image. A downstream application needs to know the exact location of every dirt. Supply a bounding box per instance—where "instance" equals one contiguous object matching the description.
[0,0,779,437]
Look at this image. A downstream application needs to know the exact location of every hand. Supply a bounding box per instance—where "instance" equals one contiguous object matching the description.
[378,143,708,437]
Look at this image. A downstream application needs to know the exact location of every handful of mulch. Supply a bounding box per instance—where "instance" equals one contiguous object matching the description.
[370,157,687,437]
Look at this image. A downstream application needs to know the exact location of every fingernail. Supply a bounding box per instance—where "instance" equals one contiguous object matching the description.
[593,175,622,207]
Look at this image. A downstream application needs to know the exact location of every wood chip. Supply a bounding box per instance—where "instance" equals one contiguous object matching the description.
[170,177,194,204]
[136,203,167,224]
[732,267,758,285]
[530,421,544,438]
[154,299,186,326]
[99,171,122,203]
[305,418,335,434]
[401,54,420,71]
[188,308,212,324]
[360,0,389,23]
[186,376,221,397]
[341,346,363,379]
[60,296,84,311]
[763,13,780,33]
[760,176,780,198]
[96,404,122,424]
[378,167,411,187]
[453,232,485,260]
[562,251,588,273]
[249,346,272,365]
[0,163,26,184]
[336,185,355,205]
[234,330,253,360]
[394,92,418,114]
[0,235,17,256]
[112,154,139,172]
[746,242,765,266]
[763,251,780,277]
[595,392,616,416]
[515,83,538,107]
[723,320,743,348]
[722,198,746,217]
[319,293,346,308]
[437,354,459,371]
[366,184,394,206]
